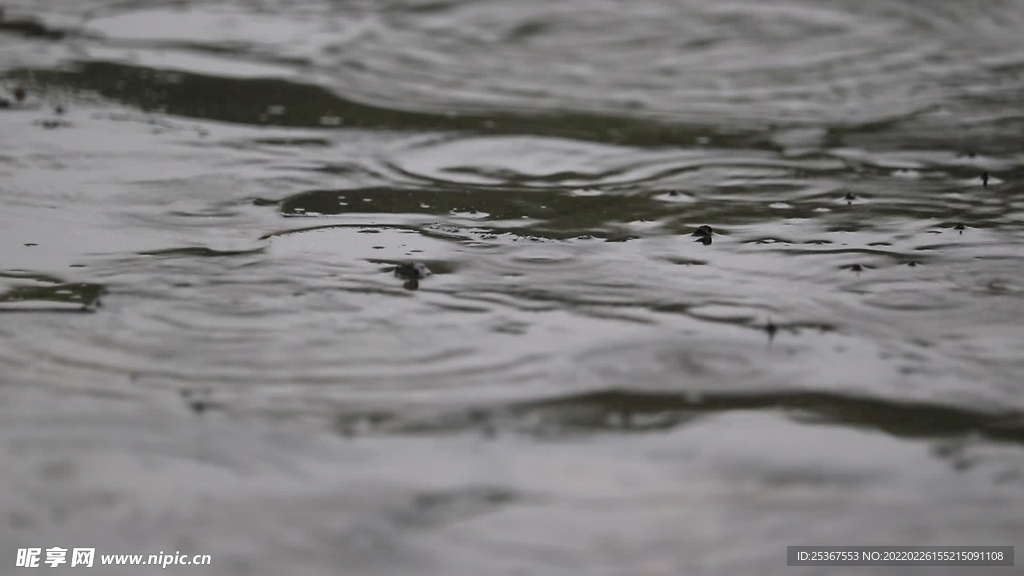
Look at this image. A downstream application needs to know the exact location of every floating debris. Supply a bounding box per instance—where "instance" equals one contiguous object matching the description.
[34,118,72,129]
[394,262,432,290]
[845,192,856,204]
[180,387,215,414]
[394,261,431,280]
[691,225,714,245]
[765,318,777,343]
[2,85,36,109]
[691,225,713,237]
[981,172,989,187]
[657,189,695,203]
[850,264,863,272]
[907,261,919,267]
[954,222,965,233]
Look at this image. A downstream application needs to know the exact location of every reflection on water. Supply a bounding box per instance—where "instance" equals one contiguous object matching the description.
[2,0,1024,574]
[0,275,104,312]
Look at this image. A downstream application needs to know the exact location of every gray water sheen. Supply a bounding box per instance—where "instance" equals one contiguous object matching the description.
[2,0,1024,574]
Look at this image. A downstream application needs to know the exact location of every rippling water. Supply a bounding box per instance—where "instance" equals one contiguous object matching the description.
[2,0,1024,574]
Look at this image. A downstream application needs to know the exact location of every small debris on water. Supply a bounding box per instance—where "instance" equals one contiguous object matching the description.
[981,172,989,187]
[394,261,431,281]
[180,387,215,414]
[850,264,863,272]
[394,262,432,290]
[954,222,965,233]
[35,118,71,129]
[692,225,714,244]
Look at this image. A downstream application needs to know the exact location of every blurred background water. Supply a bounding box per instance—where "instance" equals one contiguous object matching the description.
[2,0,1024,574]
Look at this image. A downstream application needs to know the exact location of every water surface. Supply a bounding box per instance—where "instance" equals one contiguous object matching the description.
[2,0,1024,574]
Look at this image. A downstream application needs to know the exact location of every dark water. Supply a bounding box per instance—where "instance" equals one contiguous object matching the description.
[2,0,1024,574]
